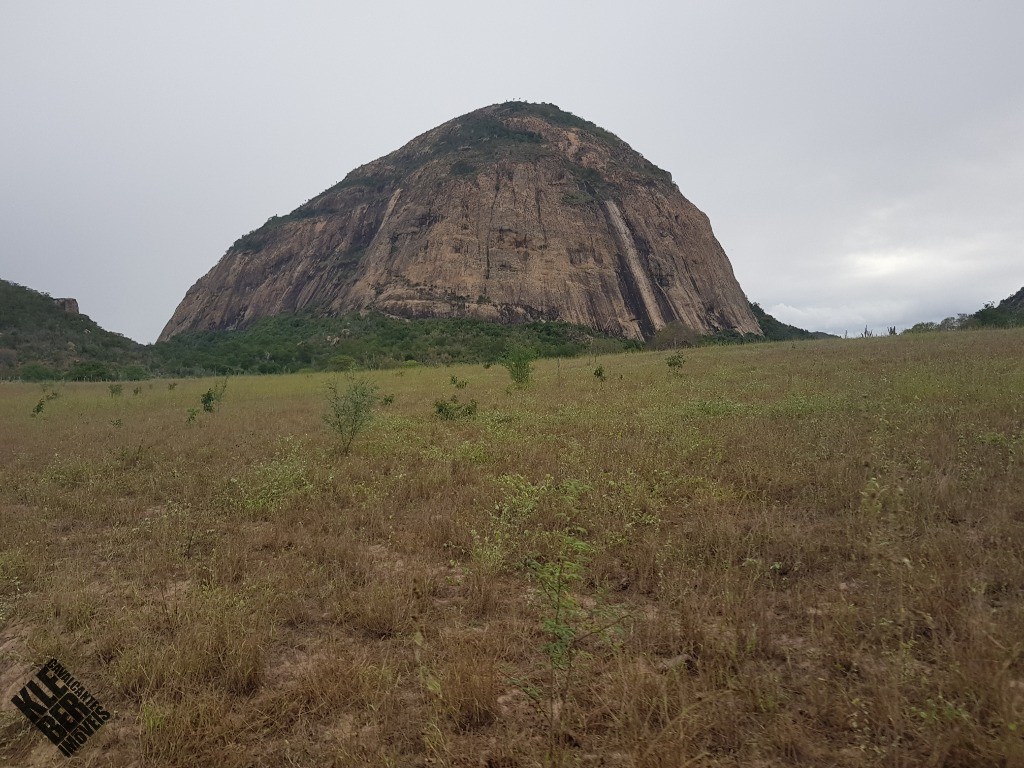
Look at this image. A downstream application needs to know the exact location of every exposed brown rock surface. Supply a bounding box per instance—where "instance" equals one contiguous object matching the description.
[160,102,761,342]
[53,298,79,314]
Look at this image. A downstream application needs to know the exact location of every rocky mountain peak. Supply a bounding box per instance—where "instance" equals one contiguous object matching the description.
[159,102,761,342]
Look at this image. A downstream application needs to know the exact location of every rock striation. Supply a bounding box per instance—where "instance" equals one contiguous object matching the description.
[160,102,761,342]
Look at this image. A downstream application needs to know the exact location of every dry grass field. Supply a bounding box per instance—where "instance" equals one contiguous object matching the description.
[1,330,1022,767]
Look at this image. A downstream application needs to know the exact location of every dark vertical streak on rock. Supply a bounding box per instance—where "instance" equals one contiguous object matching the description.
[621,211,678,324]
[484,168,501,281]
[601,203,653,339]
[535,187,546,247]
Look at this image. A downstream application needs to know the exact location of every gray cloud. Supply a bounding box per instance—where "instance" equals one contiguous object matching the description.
[1,1,1021,342]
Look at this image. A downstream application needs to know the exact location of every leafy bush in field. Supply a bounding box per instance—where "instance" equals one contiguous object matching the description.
[434,395,478,420]
[200,379,228,413]
[501,346,535,389]
[323,377,380,454]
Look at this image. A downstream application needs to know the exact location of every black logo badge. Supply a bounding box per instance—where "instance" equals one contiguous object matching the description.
[11,658,111,757]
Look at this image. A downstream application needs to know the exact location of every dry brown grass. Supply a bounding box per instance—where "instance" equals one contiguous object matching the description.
[1,330,1023,766]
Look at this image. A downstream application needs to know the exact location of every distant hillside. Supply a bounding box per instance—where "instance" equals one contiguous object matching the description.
[997,286,1024,314]
[749,303,835,341]
[645,301,831,348]
[904,284,1024,333]
[0,279,148,380]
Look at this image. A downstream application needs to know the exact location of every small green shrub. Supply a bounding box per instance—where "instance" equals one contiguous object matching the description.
[109,384,123,397]
[434,395,478,420]
[200,378,228,413]
[501,347,535,389]
[324,378,380,455]
[328,354,357,372]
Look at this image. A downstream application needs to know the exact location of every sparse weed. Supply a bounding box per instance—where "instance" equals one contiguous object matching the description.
[323,376,379,454]
[200,378,228,412]
[524,524,627,765]
[226,438,312,514]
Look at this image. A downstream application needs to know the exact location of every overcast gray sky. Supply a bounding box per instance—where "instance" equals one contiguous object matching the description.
[2,1,1021,343]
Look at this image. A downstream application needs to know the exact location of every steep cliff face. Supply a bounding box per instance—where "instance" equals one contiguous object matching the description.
[160,102,761,342]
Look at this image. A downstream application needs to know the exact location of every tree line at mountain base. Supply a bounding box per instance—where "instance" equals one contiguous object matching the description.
[4,278,1021,382]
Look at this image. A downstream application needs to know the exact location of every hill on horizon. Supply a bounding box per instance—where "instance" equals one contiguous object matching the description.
[903,284,1024,333]
[160,101,763,343]
[0,279,148,380]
